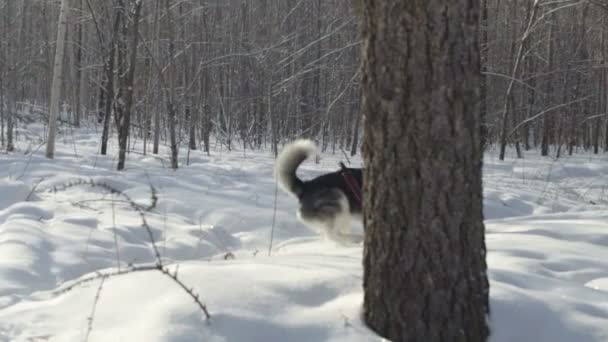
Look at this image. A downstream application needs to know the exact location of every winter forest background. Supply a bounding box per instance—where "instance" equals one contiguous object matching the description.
[2,0,608,163]
[1,1,608,341]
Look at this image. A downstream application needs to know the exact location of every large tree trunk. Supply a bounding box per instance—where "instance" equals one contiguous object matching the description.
[358,1,490,341]
[45,0,69,159]
[0,77,4,148]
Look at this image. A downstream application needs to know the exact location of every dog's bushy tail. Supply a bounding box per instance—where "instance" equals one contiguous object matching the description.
[275,139,316,197]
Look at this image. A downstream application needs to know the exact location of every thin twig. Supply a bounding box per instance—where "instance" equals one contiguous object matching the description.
[54,263,211,320]
[268,176,279,256]
[340,149,351,165]
[49,178,162,264]
[159,265,211,319]
[111,195,121,271]
[17,142,45,180]
[84,276,107,342]
[25,177,45,201]
[509,96,591,136]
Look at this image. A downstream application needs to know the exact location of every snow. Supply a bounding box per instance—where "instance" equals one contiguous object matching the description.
[0,125,607,341]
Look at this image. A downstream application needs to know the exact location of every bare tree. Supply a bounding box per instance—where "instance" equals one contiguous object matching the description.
[2,0,363,157]
[46,0,69,159]
[114,0,142,170]
[498,1,539,160]
[163,0,178,169]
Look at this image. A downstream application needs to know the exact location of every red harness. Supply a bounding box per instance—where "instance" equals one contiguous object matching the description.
[340,163,362,205]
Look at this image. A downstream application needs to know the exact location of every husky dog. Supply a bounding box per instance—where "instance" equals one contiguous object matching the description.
[275,139,363,244]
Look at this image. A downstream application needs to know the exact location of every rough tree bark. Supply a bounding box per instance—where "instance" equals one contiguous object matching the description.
[358,0,490,341]
[0,75,4,148]
[480,0,489,150]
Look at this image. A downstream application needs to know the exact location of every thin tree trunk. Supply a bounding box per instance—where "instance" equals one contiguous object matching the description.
[499,1,539,160]
[46,0,69,159]
[73,0,83,127]
[165,0,178,169]
[350,108,361,157]
[541,10,556,157]
[115,0,142,171]
[182,3,196,152]
[100,5,120,156]
[152,0,161,155]
[2,1,12,151]
[269,82,277,157]
[524,56,537,151]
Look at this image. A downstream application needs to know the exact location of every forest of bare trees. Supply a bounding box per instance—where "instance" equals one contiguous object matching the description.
[0,0,361,169]
[1,0,608,169]
[484,0,608,159]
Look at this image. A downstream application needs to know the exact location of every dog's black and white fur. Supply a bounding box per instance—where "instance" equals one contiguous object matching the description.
[275,140,363,244]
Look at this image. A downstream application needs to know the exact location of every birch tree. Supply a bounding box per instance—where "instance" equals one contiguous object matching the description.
[45,0,69,159]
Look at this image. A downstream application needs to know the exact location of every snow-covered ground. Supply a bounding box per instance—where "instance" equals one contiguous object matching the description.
[0,124,607,341]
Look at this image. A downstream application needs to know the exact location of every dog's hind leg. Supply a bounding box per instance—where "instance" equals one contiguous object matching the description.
[335,198,352,237]
[327,192,362,244]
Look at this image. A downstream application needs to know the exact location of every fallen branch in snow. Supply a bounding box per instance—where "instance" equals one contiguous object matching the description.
[84,275,106,342]
[49,178,162,263]
[42,178,211,322]
[55,264,159,294]
[54,263,211,320]
[158,265,211,318]
[110,195,121,271]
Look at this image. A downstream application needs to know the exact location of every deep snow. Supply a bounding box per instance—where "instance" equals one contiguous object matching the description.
[0,124,607,341]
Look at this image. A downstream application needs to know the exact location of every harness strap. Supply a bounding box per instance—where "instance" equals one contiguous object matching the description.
[340,162,362,205]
